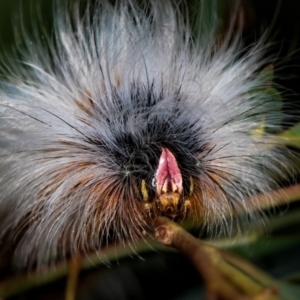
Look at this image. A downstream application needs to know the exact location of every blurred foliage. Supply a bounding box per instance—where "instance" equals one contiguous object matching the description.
[0,0,300,299]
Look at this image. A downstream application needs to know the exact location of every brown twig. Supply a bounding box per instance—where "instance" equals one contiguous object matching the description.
[65,254,82,300]
[250,183,300,211]
[154,217,280,300]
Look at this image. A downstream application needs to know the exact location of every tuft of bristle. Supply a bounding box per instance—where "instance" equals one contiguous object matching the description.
[0,0,295,268]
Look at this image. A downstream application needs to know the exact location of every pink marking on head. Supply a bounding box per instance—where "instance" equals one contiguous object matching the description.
[155,148,183,195]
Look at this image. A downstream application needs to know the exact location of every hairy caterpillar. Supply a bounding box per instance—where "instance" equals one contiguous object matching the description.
[0,0,295,269]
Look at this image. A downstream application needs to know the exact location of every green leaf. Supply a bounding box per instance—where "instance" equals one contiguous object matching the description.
[277,123,300,148]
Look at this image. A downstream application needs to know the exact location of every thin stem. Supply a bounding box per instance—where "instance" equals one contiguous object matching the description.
[154,217,280,300]
[65,254,82,300]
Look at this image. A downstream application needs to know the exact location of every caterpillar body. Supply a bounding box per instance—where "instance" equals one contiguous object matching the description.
[0,0,294,268]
